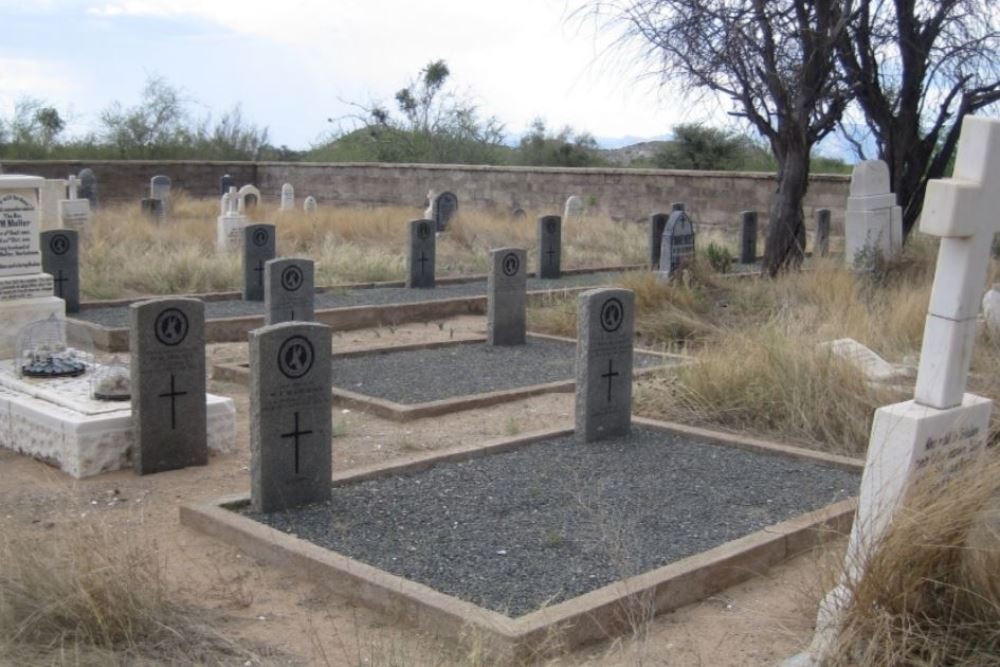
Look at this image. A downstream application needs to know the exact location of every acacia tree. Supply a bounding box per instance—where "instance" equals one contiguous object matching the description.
[578,0,850,274]
[836,0,1000,238]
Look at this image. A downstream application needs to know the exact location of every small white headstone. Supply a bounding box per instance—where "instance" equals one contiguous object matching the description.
[817,338,906,384]
[845,160,903,267]
[563,195,584,220]
[280,183,295,212]
[982,285,1000,333]
[39,179,68,231]
[236,184,261,213]
[217,186,248,251]
[303,196,317,214]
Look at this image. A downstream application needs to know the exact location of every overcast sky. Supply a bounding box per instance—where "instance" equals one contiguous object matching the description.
[0,0,730,149]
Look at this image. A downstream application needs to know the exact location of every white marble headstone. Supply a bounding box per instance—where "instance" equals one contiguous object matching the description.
[845,160,903,266]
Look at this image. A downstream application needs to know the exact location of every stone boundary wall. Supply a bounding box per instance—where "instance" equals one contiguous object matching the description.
[1,160,850,232]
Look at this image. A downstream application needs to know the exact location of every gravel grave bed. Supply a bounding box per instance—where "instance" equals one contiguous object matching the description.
[73,274,611,328]
[242,426,860,617]
[332,337,669,404]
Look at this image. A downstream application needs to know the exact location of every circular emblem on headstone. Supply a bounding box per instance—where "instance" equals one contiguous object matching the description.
[502,252,520,277]
[49,234,71,256]
[154,308,189,346]
[545,219,558,235]
[417,221,431,240]
[280,265,304,292]
[252,228,269,247]
[599,297,624,333]
[278,335,314,379]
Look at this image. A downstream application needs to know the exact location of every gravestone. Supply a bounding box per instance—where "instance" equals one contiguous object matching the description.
[0,175,64,357]
[575,288,635,442]
[242,224,276,302]
[150,175,171,204]
[845,160,902,267]
[303,196,317,214]
[815,209,831,257]
[429,191,458,232]
[265,257,315,325]
[671,202,685,212]
[220,174,234,195]
[537,215,562,279]
[649,212,669,268]
[280,183,295,212]
[659,208,696,278]
[487,247,527,346]
[511,207,527,220]
[563,195,584,220]
[58,175,91,229]
[217,186,248,251]
[140,197,165,221]
[250,321,332,513]
[237,184,261,213]
[39,179,67,230]
[801,115,1000,665]
[77,169,97,208]
[406,219,436,288]
[740,211,758,264]
[130,298,208,475]
[40,229,79,313]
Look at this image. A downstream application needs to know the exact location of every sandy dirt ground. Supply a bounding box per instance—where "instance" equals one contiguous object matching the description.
[0,315,838,666]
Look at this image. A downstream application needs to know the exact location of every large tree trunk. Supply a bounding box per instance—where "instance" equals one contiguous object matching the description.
[763,144,809,276]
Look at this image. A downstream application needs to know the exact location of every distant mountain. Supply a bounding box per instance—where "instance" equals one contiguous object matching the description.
[592,133,672,149]
[599,140,670,166]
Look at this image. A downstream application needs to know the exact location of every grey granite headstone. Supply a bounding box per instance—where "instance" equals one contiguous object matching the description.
[537,215,562,279]
[130,298,207,475]
[78,169,97,208]
[431,191,458,231]
[140,197,165,220]
[487,247,527,346]
[816,208,831,257]
[649,213,669,268]
[250,321,332,513]
[265,257,315,324]
[406,219,436,288]
[150,175,171,203]
[575,288,635,442]
[243,224,276,302]
[672,202,685,212]
[40,229,79,313]
[660,209,696,278]
[740,211,758,264]
[220,174,234,195]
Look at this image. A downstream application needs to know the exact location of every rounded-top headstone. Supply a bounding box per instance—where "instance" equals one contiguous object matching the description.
[850,160,891,197]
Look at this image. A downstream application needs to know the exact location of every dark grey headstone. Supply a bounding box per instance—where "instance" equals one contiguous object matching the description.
[78,169,97,208]
[432,191,458,231]
[511,207,527,220]
[406,219,436,288]
[264,257,315,325]
[250,321,332,513]
[537,215,562,279]
[740,211,758,264]
[816,209,831,257]
[40,229,80,313]
[130,298,207,475]
[140,198,165,220]
[575,288,634,442]
[671,202,685,212]
[487,247,527,346]
[659,210,696,278]
[649,213,669,268]
[243,224,276,302]
[220,174,234,195]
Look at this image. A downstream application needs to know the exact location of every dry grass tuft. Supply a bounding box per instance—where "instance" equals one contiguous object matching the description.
[830,456,1000,666]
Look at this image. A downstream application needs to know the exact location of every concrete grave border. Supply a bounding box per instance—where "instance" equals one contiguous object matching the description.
[70,265,641,352]
[212,332,689,421]
[180,416,862,661]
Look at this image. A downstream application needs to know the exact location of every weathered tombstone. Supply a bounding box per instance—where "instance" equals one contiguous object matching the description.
[250,321,332,513]
[740,211,758,264]
[563,195,584,220]
[150,175,171,204]
[406,219,436,288]
[243,224,276,302]
[659,208,696,278]
[39,179,67,230]
[511,207,527,220]
[217,186,248,251]
[280,183,295,212]
[845,160,903,268]
[264,257,315,325]
[0,175,64,357]
[130,298,207,475]
[140,197,165,221]
[815,209,831,257]
[237,184,261,213]
[429,191,458,232]
[800,116,1000,665]
[40,229,80,313]
[77,169,97,209]
[649,212,669,268]
[220,173,234,195]
[575,288,635,442]
[487,247,527,346]
[303,196,317,214]
[58,175,91,229]
[537,215,562,279]
[671,202,685,212]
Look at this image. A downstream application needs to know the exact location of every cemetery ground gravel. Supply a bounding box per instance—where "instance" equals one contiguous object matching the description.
[243,426,860,617]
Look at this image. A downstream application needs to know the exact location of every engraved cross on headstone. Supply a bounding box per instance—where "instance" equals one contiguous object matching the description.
[254,260,265,287]
[913,116,1000,410]
[157,374,187,430]
[418,252,429,275]
[601,359,619,403]
[53,270,68,298]
[281,411,313,475]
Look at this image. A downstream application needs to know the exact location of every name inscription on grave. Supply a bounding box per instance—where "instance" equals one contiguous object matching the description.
[0,274,53,301]
[0,192,41,276]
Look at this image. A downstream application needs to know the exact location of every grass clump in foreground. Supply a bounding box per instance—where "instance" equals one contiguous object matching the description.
[829,457,1000,666]
[0,524,267,666]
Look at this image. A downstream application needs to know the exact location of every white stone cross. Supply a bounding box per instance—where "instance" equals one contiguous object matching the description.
[67,175,78,201]
[914,116,1000,409]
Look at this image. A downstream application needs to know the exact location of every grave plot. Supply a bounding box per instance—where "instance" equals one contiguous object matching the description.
[70,270,623,352]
